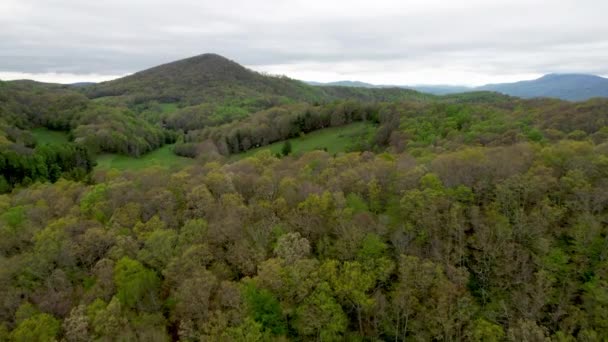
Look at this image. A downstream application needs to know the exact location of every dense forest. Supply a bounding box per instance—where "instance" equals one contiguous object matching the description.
[1,54,608,341]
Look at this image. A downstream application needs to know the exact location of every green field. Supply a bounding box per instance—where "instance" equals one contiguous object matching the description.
[31,128,194,171]
[159,102,179,113]
[91,96,120,103]
[31,128,69,144]
[95,144,195,171]
[233,122,377,160]
[32,123,376,171]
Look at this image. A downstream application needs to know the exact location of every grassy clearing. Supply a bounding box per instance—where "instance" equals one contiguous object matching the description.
[31,128,69,144]
[233,122,377,160]
[91,96,121,103]
[159,103,179,113]
[95,144,195,171]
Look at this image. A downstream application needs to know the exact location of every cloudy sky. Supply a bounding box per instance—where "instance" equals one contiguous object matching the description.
[1,0,607,86]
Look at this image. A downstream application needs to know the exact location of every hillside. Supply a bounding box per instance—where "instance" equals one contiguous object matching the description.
[82,54,428,106]
[83,54,327,105]
[477,73,608,101]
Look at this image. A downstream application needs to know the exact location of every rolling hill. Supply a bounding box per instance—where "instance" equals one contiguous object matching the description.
[82,53,326,105]
[81,54,428,106]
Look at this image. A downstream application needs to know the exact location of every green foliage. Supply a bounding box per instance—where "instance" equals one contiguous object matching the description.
[163,102,250,131]
[469,318,505,341]
[10,313,60,342]
[420,172,443,190]
[357,234,388,261]
[113,257,161,310]
[14,302,38,324]
[1,205,25,227]
[294,282,347,340]
[0,81,172,159]
[345,193,369,213]
[243,283,287,336]
[526,127,545,142]
[137,229,178,270]
[0,324,8,341]
[72,104,168,156]
[88,297,127,339]
[0,141,94,192]
[223,318,271,341]
[80,183,108,222]
[0,139,606,339]
[281,140,292,156]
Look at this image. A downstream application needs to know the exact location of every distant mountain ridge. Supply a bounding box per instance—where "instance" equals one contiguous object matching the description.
[307,80,381,88]
[7,54,606,102]
[477,74,608,101]
[305,80,470,95]
[307,74,608,100]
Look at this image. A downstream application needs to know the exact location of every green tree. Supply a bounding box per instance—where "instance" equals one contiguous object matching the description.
[223,317,270,341]
[89,297,129,339]
[173,269,217,330]
[137,228,178,271]
[243,283,287,336]
[367,178,382,213]
[322,260,375,335]
[469,318,505,342]
[10,313,60,342]
[114,257,161,310]
[281,140,292,156]
[294,282,347,340]
[385,255,472,340]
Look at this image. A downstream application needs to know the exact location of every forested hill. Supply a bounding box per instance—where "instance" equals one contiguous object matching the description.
[82,54,323,105]
[81,53,429,105]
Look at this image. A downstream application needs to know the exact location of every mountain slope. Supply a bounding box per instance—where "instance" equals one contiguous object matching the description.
[477,74,608,101]
[83,54,428,106]
[83,53,328,105]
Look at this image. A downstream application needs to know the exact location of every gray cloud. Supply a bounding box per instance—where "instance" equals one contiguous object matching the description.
[1,0,607,85]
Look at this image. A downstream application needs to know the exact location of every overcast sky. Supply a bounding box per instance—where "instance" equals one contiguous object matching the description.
[1,0,607,86]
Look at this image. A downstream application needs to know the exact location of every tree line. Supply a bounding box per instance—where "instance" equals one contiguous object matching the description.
[174,101,380,157]
[0,142,94,193]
